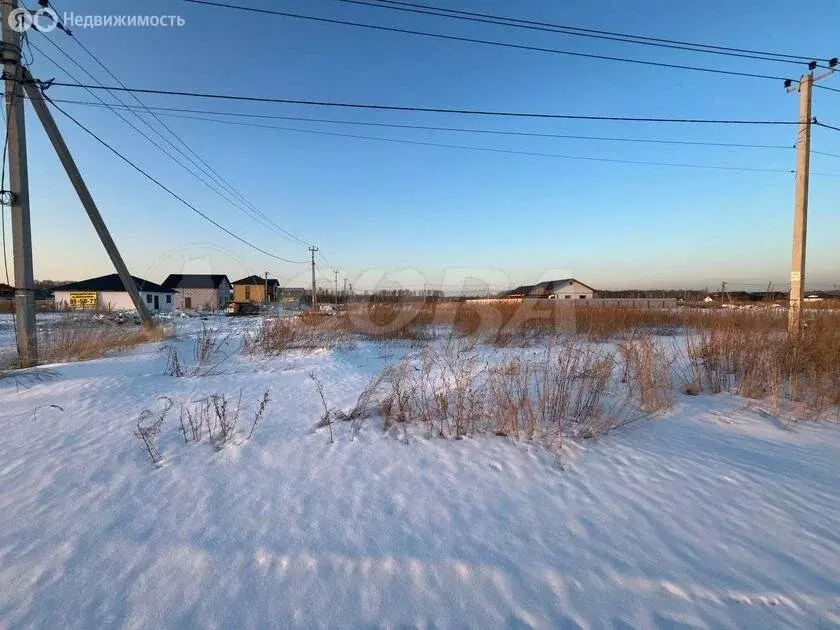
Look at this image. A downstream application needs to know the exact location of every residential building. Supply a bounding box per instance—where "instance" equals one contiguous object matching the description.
[161,274,231,310]
[53,274,175,313]
[505,278,596,300]
[276,287,307,303]
[232,275,279,304]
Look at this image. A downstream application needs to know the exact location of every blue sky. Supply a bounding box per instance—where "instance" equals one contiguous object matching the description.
[12,0,840,291]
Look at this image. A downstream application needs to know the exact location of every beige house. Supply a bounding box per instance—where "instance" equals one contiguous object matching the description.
[232,275,279,304]
[161,274,231,310]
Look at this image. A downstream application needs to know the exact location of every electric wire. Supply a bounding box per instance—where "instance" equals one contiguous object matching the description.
[339,0,824,66]
[29,38,310,248]
[41,94,309,263]
[182,0,795,82]
[21,80,805,124]
[62,32,312,248]
[28,97,798,150]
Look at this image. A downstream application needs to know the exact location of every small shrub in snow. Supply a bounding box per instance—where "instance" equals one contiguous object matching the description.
[166,323,236,377]
[164,346,184,377]
[134,397,173,465]
[618,335,675,414]
[310,373,335,443]
[177,390,270,445]
[248,391,271,440]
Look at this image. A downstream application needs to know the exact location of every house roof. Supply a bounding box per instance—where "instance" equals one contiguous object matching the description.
[53,274,175,293]
[504,278,596,296]
[232,275,279,287]
[161,274,230,290]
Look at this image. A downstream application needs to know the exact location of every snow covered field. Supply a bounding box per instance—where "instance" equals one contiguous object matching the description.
[1,318,839,628]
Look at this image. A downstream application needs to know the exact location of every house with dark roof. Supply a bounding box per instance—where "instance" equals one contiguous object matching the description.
[504,278,596,301]
[161,274,231,310]
[53,274,175,313]
[232,275,280,304]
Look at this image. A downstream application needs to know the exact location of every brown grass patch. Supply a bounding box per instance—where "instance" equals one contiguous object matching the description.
[27,317,167,366]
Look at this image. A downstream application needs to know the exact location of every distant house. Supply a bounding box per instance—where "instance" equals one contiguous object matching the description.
[505,278,596,300]
[53,274,175,313]
[232,275,279,304]
[161,274,231,310]
[276,287,307,303]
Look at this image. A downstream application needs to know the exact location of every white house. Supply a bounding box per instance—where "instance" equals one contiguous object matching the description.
[53,274,175,314]
[506,278,596,300]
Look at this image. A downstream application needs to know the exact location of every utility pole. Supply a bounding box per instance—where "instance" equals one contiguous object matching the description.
[22,71,153,327]
[2,0,36,366]
[264,271,269,305]
[785,61,837,333]
[788,71,813,334]
[308,245,318,308]
[720,281,726,303]
[333,269,339,304]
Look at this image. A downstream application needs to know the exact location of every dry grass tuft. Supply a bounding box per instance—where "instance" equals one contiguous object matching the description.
[34,316,168,366]
[374,336,633,450]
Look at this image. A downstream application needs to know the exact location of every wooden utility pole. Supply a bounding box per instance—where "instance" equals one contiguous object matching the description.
[788,72,813,335]
[2,0,37,366]
[264,271,269,305]
[333,269,339,303]
[308,245,318,308]
[22,72,154,327]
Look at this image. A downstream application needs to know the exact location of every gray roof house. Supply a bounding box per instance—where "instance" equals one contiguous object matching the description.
[505,278,597,300]
[161,274,231,310]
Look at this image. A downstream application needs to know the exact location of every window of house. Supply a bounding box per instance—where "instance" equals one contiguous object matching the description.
[564,295,571,299]
[184,296,192,308]
[166,295,171,304]
[579,295,587,299]
[146,294,152,304]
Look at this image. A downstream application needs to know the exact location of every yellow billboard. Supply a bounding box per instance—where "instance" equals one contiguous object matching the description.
[68,292,97,310]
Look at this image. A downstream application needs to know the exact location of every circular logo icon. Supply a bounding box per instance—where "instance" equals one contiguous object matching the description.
[33,7,58,32]
[8,8,32,33]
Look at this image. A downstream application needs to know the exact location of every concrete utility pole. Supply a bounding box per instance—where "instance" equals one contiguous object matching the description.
[22,71,154,328]
[788,72,813,335]
[2,0,37,366]
[784,61,838,333]
[333,269,339,303]
[308,245,318,308]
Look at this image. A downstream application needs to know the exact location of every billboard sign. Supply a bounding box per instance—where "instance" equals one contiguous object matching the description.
[68,292,97,309]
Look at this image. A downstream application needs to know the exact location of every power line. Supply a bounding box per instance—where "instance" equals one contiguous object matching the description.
[815,121,840,133]
[29,37,312,249]
[46,106,798,173]
[815,84,840,94]
[61,32,312,249]
[340,0,824,66]
[24,80,803,124]
[182,0,795,82]
[31,97,797,150]
[41,94,308,264]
